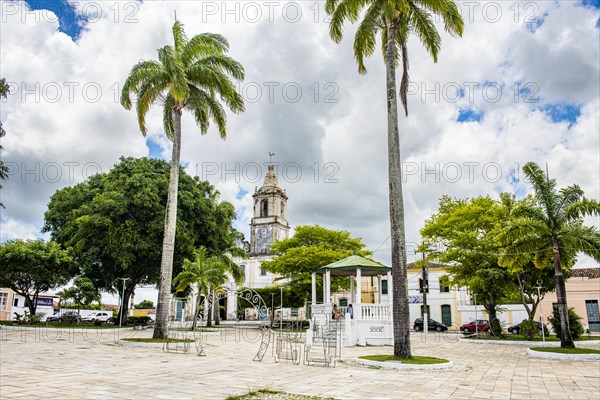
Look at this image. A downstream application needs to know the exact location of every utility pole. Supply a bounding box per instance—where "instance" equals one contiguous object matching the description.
[118,278,130,328]
[474,293,478,335]
[270,293,275,329]
[421,245,429,333]
[280,287,283,330]
[535,284,545,342]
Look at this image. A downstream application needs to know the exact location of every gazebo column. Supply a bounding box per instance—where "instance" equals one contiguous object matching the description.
[356,269,362,304]
[325,269,331,305]
[387,271,393,305]
[322,273,327,304]
[377,275,382,303]
[350,276,355,303]
[311,273,316,305]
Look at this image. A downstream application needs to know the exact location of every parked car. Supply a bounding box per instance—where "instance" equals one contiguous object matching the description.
[81,311,113,323]
[46,311,80,323]
[460,319,490,333]
[507,320,549,335]
[414,318,448,332]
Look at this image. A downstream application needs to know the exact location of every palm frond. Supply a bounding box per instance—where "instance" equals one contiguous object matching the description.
[181,33,229,66]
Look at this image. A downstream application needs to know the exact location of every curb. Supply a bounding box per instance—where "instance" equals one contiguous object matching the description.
[0,325,131,334]
[527,348,600,361]
[355,357,454,370]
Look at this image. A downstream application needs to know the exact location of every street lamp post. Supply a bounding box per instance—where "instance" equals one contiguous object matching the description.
[534,285,545,342]
[270,293,275,329]
[118,278,130,328]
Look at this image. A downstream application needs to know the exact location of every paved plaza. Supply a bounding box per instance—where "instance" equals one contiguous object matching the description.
[1,327,599,399]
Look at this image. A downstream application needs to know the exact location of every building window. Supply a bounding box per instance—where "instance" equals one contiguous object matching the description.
[240,265,246,275]
[339,298,348,307]
[280,201,285,218]
[585,300,600,332]
[439,278,450,293]
[420,305,430,318]
[260,200,268,217]
[0,292,7,311]
[13,298,19,307]
[419,279,429,294]
[260,268,267,276]
[381,280,388,295]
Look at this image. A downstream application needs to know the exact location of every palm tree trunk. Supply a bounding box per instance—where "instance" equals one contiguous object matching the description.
[385,19,411,359]
[192,288,202,331]
[553,241,574,348]
[153,109,182,339]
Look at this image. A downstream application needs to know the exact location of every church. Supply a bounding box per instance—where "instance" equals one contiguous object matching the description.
[223,162,290,319]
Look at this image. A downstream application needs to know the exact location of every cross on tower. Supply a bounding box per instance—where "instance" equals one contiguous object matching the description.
[268,151,275,165]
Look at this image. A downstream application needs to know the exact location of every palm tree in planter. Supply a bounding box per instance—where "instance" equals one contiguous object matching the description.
[499,162,600,348]
[324,0,463,357]
[121,21,245,338]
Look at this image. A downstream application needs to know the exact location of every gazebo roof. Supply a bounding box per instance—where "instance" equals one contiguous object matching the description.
[314,255,391,276]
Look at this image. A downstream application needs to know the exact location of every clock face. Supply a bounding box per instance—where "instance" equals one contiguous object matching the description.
[255,226,273,253]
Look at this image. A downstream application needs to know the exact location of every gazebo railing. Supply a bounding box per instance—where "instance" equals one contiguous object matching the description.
[359,304,391,320]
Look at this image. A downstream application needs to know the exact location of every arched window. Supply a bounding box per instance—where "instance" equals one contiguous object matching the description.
[260,199,268,217]
[280,201,285,218]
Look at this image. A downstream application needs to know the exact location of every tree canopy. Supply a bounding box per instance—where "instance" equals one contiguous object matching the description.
[421,194,519,335]
[43,156,238,322]
[0,239,76,316]
[261,225,371,303]
[56,277,101,312]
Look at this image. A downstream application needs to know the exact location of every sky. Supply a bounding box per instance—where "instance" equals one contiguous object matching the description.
[1,0,599,304]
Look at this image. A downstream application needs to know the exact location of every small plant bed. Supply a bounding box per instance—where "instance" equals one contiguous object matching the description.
[464,334,600,343]
[121,338,194,343]
[528,346,600,361]
[356,354,453,370]
[530,347,600,354]
[226,388,331,400]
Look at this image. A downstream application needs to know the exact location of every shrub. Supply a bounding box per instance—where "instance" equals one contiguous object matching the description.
[549,307,584,340]
[126,316,152,326]
[519,320,539,340]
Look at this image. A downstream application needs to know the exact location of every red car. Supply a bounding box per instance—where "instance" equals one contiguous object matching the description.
[460,319,490,333]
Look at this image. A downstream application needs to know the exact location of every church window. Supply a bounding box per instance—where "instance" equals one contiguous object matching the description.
[260,200,268,217]
[280,201,285,218]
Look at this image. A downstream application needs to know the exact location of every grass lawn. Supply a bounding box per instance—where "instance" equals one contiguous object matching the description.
[359,355,449,364]
[471,334,599,342]
[122,338,194,343]
[530,347,600,354]
[226,388,332,400]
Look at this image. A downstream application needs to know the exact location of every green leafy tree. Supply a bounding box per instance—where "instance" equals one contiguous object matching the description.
[261,225,370,304]
[0,77,9,208]
[56,277,101,314]
[43,157,238,326]
[135,300,155,309]
[499,162,600,348]
[174,245,245,328]
[324,0,463,357]
[121,20,245,338]
[421,194,519,336]
[0,239,76,316]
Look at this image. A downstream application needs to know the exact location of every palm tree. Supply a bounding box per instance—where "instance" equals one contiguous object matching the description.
[499,162,600,348]
[121,21,245,338]
[324,0,463,357]
[174,245,245,329]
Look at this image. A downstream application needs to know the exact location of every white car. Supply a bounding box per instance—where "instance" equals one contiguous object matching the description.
[81,311,113,323]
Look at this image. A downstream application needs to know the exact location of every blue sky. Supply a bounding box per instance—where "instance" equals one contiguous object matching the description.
[25,0,86,40]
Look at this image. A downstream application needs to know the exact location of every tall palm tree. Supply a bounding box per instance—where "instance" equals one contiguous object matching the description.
[121,21,245,338]
[499,162,600,348]
[324,0,463,357]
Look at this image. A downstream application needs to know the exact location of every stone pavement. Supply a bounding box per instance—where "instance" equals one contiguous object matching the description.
[0,327,599,399]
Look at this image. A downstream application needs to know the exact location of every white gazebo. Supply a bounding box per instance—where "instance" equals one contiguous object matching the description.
[310,255,394,346]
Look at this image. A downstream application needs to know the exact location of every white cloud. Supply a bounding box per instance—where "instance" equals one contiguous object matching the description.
[0,0,598,277]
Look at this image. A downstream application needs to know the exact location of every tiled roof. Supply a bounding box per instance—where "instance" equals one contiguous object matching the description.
[570,268,600,279]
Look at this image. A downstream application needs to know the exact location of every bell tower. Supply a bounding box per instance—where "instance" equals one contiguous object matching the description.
[250,154,290,255]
